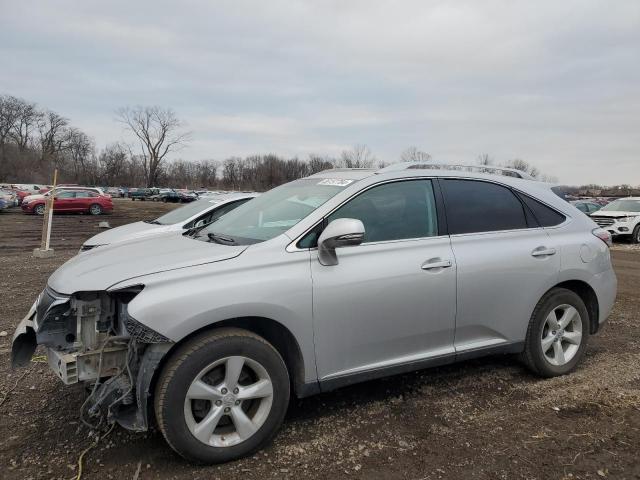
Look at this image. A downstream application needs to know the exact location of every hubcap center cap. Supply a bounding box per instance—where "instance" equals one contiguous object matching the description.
[222,393,236,407]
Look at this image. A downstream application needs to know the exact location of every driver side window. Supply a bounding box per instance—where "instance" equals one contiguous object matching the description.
[326,180,439,244]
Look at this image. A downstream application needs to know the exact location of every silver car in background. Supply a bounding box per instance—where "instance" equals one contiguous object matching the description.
[80,192,258,251]
[12,163,617,464]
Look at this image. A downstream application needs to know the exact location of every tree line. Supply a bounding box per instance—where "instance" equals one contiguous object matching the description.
[1,93,578,192]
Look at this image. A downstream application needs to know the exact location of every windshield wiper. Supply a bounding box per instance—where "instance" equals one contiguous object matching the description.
[207,232,237,245]
[184,222,213,238]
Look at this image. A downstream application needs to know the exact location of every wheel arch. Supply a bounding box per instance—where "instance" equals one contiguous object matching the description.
[549,280,600,334]
[149,316,308,406]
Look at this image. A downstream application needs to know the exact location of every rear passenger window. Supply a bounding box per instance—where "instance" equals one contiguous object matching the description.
[517,193,566,227]
[441,179,527,234]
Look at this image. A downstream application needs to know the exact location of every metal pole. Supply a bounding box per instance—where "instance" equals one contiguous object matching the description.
[41,169,57,251]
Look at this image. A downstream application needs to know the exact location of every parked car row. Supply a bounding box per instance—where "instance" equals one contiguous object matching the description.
[128,187,200,203]
[11,163,618,464]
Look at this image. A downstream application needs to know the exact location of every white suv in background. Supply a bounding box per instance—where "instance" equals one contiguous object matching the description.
[590,197,640,243]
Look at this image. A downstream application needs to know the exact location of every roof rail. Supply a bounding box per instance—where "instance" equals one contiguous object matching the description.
[314,167,377,174]
[376,162,535,180]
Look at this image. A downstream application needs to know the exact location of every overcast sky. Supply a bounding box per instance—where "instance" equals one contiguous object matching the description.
[1,1,639,185]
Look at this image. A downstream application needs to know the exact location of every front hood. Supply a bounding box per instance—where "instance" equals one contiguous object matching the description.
[49,234,247,294]
[591,211,639,218]
[84,221,170,246]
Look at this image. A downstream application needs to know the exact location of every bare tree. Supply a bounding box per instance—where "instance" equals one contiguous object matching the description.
[66,128,95,182]
[506,158,540,178]
[308,154,335,174]
[0,96,21,173]
[338,144,376,168]
[98,143,129,185]
[400,146,431,163]
[476,153,493,165]
[10,99,42,151]
[38,110,70,172]
[116,106,191,187]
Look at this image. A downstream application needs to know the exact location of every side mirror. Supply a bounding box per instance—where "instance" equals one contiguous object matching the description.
[317,218,365,266]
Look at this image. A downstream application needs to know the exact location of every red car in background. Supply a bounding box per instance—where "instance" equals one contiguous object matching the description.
[21,189,113,215]
[13,185,50,204]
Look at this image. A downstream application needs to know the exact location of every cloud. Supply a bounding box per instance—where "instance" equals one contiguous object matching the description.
[1,0,639,184]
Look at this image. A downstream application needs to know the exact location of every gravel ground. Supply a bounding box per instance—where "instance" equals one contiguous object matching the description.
[0,200,639,480]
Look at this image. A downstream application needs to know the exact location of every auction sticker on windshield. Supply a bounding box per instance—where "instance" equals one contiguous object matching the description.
[317,179,354,187]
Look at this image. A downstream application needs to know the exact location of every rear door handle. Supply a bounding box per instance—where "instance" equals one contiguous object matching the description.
[531,247,557,257]
[421,259,452,270]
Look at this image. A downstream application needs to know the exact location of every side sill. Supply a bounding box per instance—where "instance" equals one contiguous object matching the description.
[317,341,525,394]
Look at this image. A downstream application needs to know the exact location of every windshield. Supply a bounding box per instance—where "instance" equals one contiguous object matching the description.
[600,199,640,213]
[152,199,218,225]
[198,178,351,245]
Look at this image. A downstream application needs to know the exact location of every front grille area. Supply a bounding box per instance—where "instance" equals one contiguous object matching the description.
[591,216,616,227]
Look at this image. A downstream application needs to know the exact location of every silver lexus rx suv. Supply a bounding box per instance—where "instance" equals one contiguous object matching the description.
[12,163,617,463]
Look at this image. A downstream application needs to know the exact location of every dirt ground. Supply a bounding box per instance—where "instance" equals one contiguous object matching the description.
[1,199,639,480]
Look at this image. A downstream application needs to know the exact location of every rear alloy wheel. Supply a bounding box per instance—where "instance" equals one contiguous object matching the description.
[89,204,103,215]
[522,288,589,377]
[34,204,45,215]
[155,328,289,464]
[632,225,640,244]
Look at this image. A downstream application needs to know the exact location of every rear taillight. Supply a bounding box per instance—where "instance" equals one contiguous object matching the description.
[592,228,612,247]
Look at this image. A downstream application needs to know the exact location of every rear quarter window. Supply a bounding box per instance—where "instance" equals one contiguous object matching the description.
[517,193,566,227]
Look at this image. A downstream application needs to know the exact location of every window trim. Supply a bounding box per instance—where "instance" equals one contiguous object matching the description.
[286,177,446,252]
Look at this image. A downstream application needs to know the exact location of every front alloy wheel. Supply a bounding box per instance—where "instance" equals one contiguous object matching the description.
[155,328,289,464]
[184,356,274,447]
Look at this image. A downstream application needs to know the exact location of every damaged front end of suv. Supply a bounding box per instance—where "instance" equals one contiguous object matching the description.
[11,285,173,430]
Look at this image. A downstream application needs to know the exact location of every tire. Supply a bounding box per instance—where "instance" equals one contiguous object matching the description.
[155,328,290,464]
[131,197,135,201]
[34,204,46,215]
[632,225,640,244]
[89,204,102,215]
[522,288,589,377]
[162,198,167,203]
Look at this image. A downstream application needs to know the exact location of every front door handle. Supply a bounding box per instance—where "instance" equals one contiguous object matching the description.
[531,247,557,257]
[421,258,452,270]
